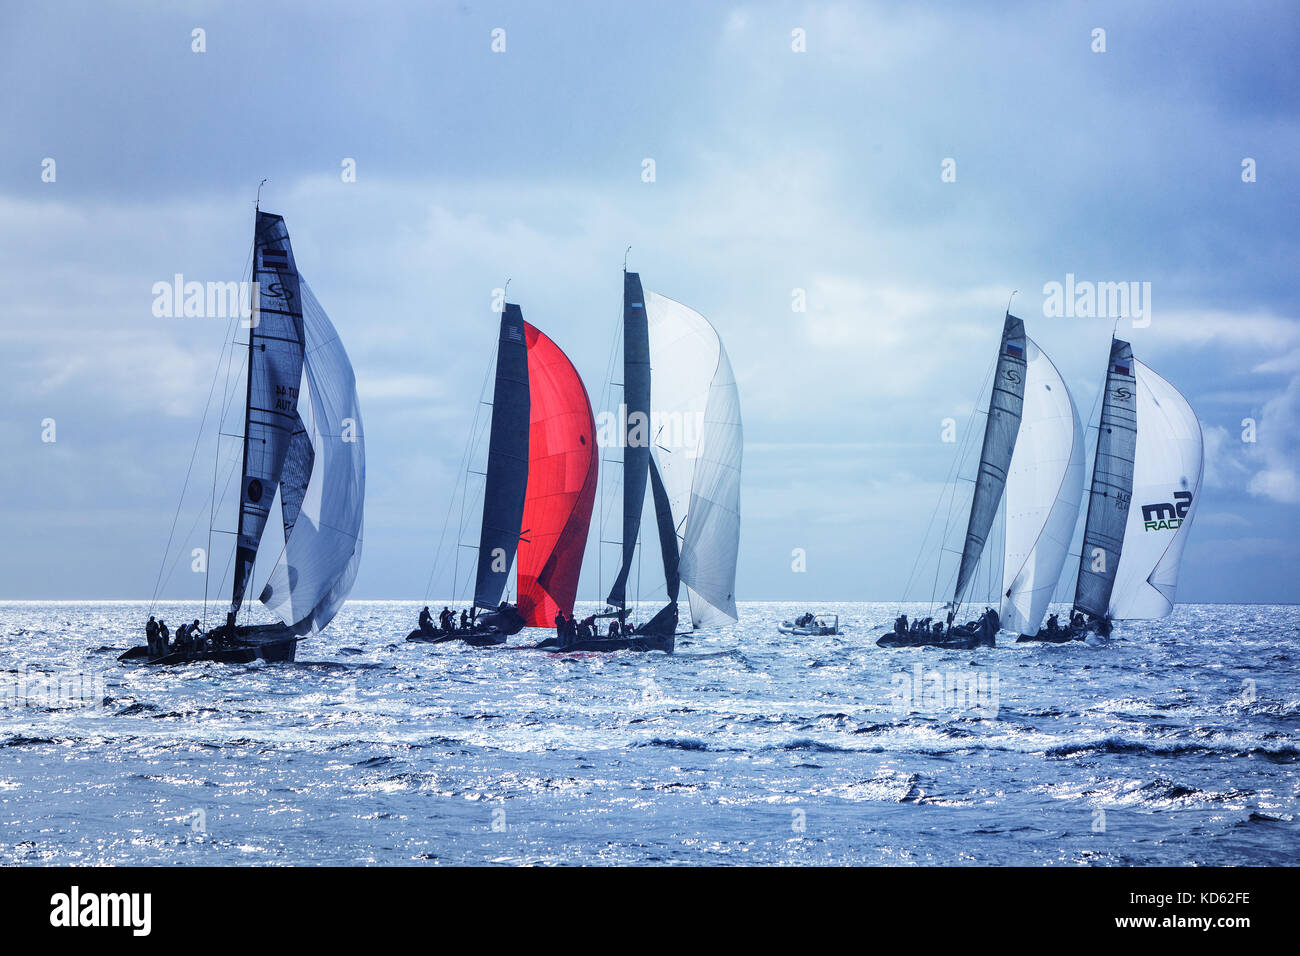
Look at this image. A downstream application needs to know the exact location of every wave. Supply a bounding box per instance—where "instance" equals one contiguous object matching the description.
[1046,737,1300,762]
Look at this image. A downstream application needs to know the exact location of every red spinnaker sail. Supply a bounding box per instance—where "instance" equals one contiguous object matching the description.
[516,322,598,626]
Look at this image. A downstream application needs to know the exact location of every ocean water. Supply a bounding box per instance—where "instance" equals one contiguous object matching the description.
[1,600,1296,866]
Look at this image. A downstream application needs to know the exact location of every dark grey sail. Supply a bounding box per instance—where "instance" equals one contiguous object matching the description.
[606,271,652,608]
[231,211,306,615]
[473,304,531,610]
[953,313,1027,607]
[648,457,681,602]
[1072,338,1138,617]
[279,417,314,539]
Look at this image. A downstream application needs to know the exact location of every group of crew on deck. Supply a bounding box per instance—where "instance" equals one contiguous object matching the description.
[891,607,996,642]
[1042,610,1089,638]
[145,614,212,658]
[417,605,472,635]
[553,611,632,647]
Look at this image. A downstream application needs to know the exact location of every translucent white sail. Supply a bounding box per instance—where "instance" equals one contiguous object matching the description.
[999,337,1084,636]
[1107,359,1202,619]
[260,281,365,634]
[645,292,742,627]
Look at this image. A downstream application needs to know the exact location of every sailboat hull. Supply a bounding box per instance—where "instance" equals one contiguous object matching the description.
[405,628,507,647]
[532,632,675,654]
[876,611,1000,650]
[117,623,299,666]
[1017,615,1111,643]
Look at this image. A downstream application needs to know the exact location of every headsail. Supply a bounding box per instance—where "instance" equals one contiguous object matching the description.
[231,212,306,616]
[645,291,742,627]
[606,272,651,609]
[953,313,1027,608]
[1072,339,1138,618]
[516,322,598,626]
[473,305,530,611]
[260,280,366,634]
[998,337,1085,636]
[1106,359,1203,619]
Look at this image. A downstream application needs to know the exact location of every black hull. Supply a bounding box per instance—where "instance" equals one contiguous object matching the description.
[405,627,506,647]
[1018,618,1107,643]
[119,623,298,666]
[876,611,1000,650]
[1016,629,1084,643]
[532,631,675,654]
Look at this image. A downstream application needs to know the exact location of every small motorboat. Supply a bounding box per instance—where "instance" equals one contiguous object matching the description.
[778,613,839,636]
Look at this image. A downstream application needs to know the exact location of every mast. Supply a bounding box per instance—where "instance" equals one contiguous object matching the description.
[230,211,306,619]
[952,313,1027,612]
[1072,338,1137,618]
[473,304,530,611]
[606,271,651,613]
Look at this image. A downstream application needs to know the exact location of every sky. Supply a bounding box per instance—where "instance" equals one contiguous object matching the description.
[1,0,1297,606]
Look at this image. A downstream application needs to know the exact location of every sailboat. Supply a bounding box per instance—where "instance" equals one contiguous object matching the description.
[1019,337,1202,641]
[123,209,366,665]
[561,269,742,654]
[879,311,1083,648]
[408,302,598,647]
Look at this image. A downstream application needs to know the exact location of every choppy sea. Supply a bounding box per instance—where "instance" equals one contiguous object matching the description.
[1,601,1296,865]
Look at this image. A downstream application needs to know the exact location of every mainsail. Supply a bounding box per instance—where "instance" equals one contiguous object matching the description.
[516,321,599,626]
[1105,358,1203,619]
[953,313,1026,608]
[231,212,307,617]
[473,305,530,611]
[644,291,742,627]
[1072,339,1138,618]
[998,337,1085,636]
[606,272,651,609]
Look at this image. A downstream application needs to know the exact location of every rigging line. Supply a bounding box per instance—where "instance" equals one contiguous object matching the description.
[901,343,996,603]
[205,240,257,627]
[929,349,997,617]
[595,291,625,602]
[162,450,244,609]
[149,240,253,615]
[424,327,497,603]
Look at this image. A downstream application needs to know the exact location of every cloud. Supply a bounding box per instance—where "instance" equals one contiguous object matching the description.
[1245,373,1300,504]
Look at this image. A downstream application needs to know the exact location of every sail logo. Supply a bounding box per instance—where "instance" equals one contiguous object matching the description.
[1141,490,1192,531]
[595,404,706,456]
[1111,386,1133,401]
[891,664,999,718]
[1042,273,1152,327]
[152,274,262,324]
[49,886,151,936]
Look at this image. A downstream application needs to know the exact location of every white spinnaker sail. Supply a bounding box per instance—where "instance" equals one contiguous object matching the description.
[999,337,1084,636]
[1107,359,1202,619]
[645,292,742,627]
[261,281,365,634]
